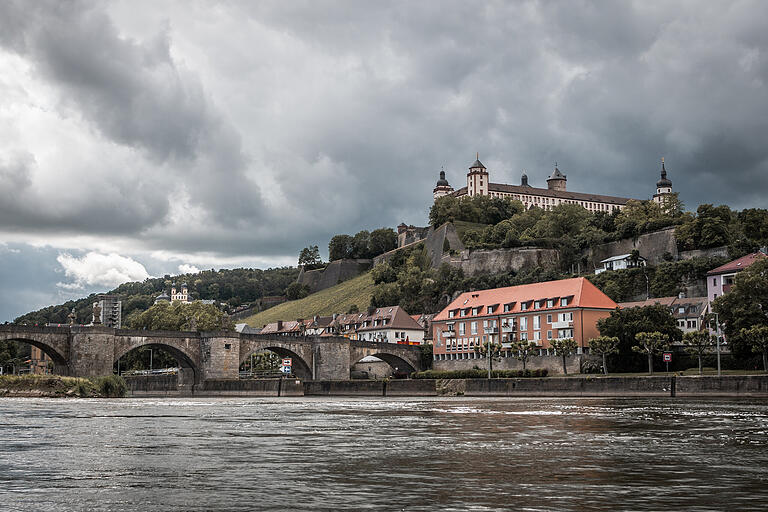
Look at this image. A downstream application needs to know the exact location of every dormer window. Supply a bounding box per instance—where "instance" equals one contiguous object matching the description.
[547,299,554,308]
[560,298,569,307]
[487,306,493,314]
[521,303,528,311]
[448,310,455,319]
[461,309,467,317]
[472,307,479,315]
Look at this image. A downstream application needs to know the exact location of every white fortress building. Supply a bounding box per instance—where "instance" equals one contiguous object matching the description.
[433,154,673,213]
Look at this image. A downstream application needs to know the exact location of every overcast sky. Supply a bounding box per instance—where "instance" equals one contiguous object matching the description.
[1,0,767,321]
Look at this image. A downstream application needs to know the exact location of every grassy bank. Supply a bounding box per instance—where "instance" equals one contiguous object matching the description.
[243,272,376,327]
[0,374,127,398]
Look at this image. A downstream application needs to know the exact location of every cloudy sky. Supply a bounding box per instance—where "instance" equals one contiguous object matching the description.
[1,0,767,321]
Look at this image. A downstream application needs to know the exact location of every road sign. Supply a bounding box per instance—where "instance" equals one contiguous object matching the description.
[280,366,291,374]
[663,353,672,362]
[282,358,292,367]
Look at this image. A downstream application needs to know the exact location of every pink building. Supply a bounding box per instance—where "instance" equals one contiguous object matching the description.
[706,252,766,302]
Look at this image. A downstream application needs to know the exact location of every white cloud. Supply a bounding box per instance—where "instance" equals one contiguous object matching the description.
[178,263,200,274]
[56,252,151,290]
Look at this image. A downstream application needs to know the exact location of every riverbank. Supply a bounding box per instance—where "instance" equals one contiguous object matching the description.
[119,374,768,398]
[0,374,127,398]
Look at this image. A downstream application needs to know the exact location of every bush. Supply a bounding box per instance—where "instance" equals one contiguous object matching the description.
[94,375,128,397]
[410,369,548,379]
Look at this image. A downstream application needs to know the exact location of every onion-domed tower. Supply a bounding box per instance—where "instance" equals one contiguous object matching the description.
[433,169,454,200]
[653,157,673,204]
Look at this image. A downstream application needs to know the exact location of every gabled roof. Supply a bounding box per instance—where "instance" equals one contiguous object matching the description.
[451,183,632,205]
[600,253,646,263]
[706,252,766,276]
[433,277,617,322]
[356,306,424,332]
[618,296,708,319]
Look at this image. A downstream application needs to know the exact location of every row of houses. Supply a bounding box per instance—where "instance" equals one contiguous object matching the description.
[251,307,433,345]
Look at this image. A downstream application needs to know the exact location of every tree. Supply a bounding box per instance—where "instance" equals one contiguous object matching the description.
[285,282,310,301]
[475,339,504,378]
[682,330,715,375]
[713,258,768,360]
[0,339,19,374]
[347,304,359,314]
[740,325,768,372]
[328,234,354,261]
[128,301,234,332]
[352,230,372,258]
[632,332,670,375]
[597,305,681,371]
[588,336,620,375]
[298,245,321,267]
[369,228,398,256]
[550,338,578,375]
[371,262,397,284]
[511,340,538,371]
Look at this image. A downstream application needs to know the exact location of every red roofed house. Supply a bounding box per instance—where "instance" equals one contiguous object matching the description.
[707,251,766,302]
[431,277,617,362]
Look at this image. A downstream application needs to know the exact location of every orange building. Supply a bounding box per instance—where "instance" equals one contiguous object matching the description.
[431,277,617,361]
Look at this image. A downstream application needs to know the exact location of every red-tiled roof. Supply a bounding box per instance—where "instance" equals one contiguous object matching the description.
[706,252,766,276]
[356,306,424,332]
[433,277,617,322]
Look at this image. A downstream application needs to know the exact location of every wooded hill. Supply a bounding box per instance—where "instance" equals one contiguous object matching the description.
[13,267,299,326]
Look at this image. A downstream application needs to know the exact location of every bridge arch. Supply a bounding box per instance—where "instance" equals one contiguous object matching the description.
[3,336,69,374]
[353,352,417,377]
[240,346,312,380]
[114,338,201,384]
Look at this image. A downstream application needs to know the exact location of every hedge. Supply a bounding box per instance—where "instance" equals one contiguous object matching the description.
[410,369,548,379]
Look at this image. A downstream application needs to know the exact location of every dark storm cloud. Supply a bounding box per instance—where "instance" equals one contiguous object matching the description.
[1,0,767,266]
[0,0,264,234]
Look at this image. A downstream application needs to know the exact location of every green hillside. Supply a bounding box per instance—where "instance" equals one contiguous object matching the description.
[243,272,375,327]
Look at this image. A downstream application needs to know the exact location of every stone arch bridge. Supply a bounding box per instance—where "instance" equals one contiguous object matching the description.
[0,325,423,387]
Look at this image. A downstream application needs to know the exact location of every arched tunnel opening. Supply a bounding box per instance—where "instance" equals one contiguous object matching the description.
[240,347,312,380]
[1,338,68,376]
[351,353,416,380]
[114,343,199,389]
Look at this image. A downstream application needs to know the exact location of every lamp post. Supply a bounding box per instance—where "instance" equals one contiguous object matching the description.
[714,312,721,377]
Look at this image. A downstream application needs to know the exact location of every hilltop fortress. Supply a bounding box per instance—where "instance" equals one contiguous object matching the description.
[433,154,674,212]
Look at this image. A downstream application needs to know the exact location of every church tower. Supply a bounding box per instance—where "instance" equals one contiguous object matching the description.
[433,169,454,200]
[653,158,673,205]
[466,153,488,196]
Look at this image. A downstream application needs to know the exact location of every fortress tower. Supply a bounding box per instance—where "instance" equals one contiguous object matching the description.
[466,153,488,196]
[653,158,673,205]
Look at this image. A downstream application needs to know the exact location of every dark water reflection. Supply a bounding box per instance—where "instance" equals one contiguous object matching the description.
[1,397,767,511]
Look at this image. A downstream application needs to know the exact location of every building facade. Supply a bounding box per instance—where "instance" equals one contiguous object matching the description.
[706,252,766,302]
[94,295,122,329]
[434,155,675,213]
[619,295,710,337]
[431,277,618,360]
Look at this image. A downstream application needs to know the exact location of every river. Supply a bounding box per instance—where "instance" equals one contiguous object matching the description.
[1,397,767,511]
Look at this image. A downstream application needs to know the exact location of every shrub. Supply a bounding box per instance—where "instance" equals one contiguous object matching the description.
[410,369,548,379]
[94,375,128,397]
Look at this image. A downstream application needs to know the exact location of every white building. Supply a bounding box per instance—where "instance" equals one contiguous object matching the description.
[354,306,425,344]
[595,254,647,275]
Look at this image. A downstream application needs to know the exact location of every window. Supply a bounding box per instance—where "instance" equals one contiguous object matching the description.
[471,322,478,335]
[487,306,493,315]
[679,307,685,314]
[521,302,528,311]
[520,332,528,341]
[534,301,541,309]
[713,277,717,286]
[503,304,511,313]
[547,299,554,308]
[547,314,552,324]
[449,310,455,318]
[533,316,540,330]
[472,307,479,315]
[459,323,465,335]
[461,309,467,317]
[520,317,528,330]
[534,331,541,341]
[560,298,569,307]
[224,343,231,350]
[547,330,553,340]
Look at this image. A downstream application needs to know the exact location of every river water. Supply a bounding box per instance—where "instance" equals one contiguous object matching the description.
[1,397,767,511]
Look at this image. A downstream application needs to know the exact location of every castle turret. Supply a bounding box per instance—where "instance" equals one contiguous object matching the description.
[433,169,454,200]
[466,153,489,196]
[546,163,567,192]
[653,157,673,204]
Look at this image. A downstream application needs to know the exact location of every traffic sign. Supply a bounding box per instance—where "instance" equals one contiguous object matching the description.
[282,358,292,367]
[663,353,672,362]
[280,366,291,374]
